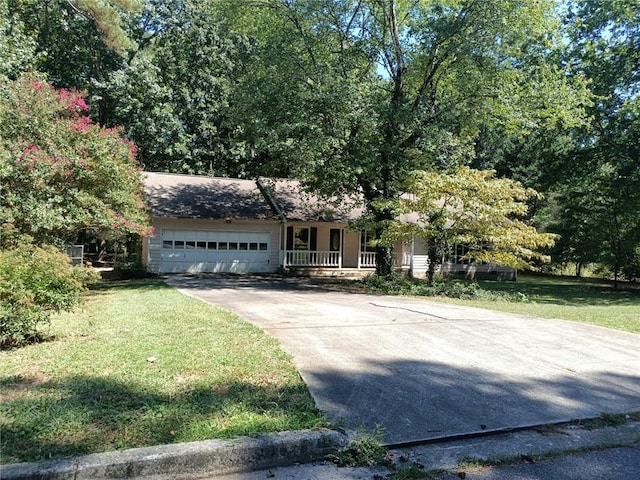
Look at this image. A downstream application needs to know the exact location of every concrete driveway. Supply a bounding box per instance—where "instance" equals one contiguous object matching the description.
[166,275,640,445]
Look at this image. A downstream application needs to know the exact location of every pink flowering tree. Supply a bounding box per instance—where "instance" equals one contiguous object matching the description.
[0,76,150,246]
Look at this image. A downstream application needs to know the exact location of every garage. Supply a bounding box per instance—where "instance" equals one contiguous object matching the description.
[159,229,271,273]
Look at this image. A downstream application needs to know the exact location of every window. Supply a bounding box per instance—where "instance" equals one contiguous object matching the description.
[239,243,248,251]
[249,243,258,251]
[293,227,310,250]
[174,240,185,249]
[207,242,217,250]
[330,229,341,252]
[286,226,317,251]
[228,242,238,250]
[259,243,268,251]
[197,241,206,250]
[360,230,376,253]
[448,242,491,264]
[162,240,173,249]
[185,241,196,249]
[219,242,228,250]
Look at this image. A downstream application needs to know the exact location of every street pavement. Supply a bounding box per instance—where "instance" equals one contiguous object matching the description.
[166,275,640,446]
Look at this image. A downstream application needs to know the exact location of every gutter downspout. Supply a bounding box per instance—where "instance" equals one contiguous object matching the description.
[256,179,288,270]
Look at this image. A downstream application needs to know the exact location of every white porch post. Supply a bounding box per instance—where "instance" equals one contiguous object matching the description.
[410,235,415,278]
[282,222,288,269]
[339,228,344,269]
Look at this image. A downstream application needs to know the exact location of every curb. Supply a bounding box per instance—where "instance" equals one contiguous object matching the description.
[0,428,349,480]
[387,419,640,473]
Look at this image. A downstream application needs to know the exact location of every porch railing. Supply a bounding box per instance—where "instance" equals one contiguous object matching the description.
[359,252,376,268]
[286,250,341,267]
[284,250,413,269]
[359,251,411,268]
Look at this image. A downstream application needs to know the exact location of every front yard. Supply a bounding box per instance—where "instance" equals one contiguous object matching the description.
[439,274,640,334]
[2,273,637,465]
[0,279,324,464]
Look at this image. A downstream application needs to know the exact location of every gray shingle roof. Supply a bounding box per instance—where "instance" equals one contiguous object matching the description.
[259,178,364,222]
[144,172,275,220]
[143,172,364,222]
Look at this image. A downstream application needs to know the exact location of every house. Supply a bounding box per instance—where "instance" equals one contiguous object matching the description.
[142,172,418,276]
[142,172,515,280]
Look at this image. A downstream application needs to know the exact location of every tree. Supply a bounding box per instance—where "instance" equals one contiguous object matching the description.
[2,0,140,117]
[0,0,39,80]
[0,76,150,246]
[95,0,251,174]
[380,168,556,284]
[538,0,640,283]
[226,0,590,276]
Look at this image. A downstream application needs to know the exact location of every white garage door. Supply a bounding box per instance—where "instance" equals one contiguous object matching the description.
[159,230,271,273]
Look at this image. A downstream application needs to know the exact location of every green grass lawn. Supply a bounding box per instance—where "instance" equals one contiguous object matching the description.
[435,274,640,334]
[0,279,324,464]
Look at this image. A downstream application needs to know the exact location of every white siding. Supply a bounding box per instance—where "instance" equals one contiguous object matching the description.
[146,218,281,274]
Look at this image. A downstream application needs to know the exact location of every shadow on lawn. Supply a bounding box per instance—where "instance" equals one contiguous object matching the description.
[478,276,640,307]
[88,278,172,293]
[0,374,321,464]
[3,359,639,464]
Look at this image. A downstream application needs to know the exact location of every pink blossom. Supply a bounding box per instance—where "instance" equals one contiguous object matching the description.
[71,116,92,133]
[22,144,39,156]
[77,159,90,171]
[58,88,90,113]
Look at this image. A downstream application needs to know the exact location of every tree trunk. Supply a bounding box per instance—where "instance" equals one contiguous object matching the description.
[372,203,396,278]
[375,244,394,277]
[427,244,439,286]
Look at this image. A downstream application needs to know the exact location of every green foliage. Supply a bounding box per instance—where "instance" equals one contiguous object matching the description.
[0,1,39,80]
[96,0,251,175]
[0,76,150,245]
[0,240,99,349]
[328,426,391,468]
[440,274,640,334]
[382,168,556,283]
[5,0,631,282]
[361,274,529,302]
[536,0,640,284]
[2,0,139,95]
[220,0,589,275]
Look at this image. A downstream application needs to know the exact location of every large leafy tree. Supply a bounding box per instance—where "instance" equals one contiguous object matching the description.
[96,0,251,174]
[540,0,640,282]
[2,0,138,85]
[0,76,149,246]
[225,0,591,275]
[0,1,39,80]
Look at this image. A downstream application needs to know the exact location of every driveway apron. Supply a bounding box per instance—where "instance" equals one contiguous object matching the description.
[165,276,640,445]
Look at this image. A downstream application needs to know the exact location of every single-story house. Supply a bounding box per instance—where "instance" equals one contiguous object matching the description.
[142,172,515,280]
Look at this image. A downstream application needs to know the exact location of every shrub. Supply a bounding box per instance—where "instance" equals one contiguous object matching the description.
[0,243,99,348]
[361,274,529,302]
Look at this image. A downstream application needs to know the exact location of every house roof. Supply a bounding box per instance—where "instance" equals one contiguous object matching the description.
[143,172,364,223]
[143,172,275,220]
[258,178,364,223]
